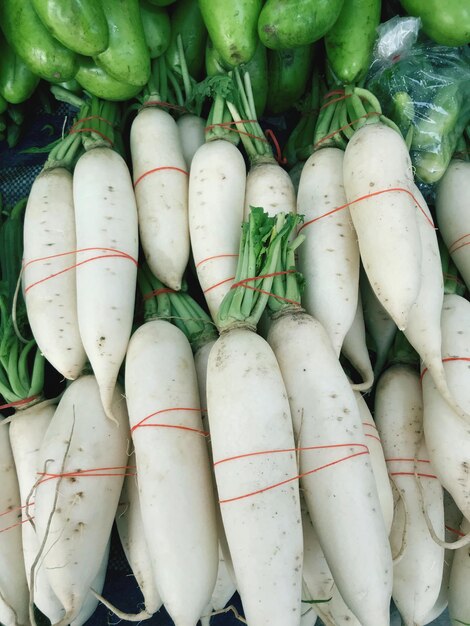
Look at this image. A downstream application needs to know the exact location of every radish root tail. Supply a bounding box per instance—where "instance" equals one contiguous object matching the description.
[415,462,470,549]
[390,474,409,564]
[91,588,153,622]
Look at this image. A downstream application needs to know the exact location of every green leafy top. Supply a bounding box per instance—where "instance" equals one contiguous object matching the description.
[0,197,44,409]
[138,264,218,353]
[216,207,300,332]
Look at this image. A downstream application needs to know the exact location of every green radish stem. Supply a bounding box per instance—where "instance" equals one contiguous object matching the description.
[216,208,294,331]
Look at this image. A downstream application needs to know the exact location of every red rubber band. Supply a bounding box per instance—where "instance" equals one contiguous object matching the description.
[323,90,346,99]
[420,357,470,381]
[205,120,269,145]
[215,442,369,504]
[230,269,301,307]
[297,186,435,234]
[0,517,33,534]
[449,234,470,254]
[0,502,33,519]
[23,247,138,293]
[385,457,437,480]
[0,395,39,410]
[446,524,465,538]
[37,465,136,486]
[69,127,113,147]
[203,275,236,294]
[130,406,208,436]
[196,253,239,269]
[70,115,114,130]
[141,100,189,113]
[143,287,176,300]
[313,111,381,150]
[133,165,189,188]
[320,93,353,110]
[265,128,287,165]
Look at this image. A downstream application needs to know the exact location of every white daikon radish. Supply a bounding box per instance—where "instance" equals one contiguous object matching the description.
[73,146,138,422]
[436,159,470,291]
[8,400,64,624]
[189,139,245,324]
[375,364,445,626]
[131,106,189,290]
[341,292,374,391]
[422,294,470,522]
[343,122,422,330]
[114,453,162,619]
[0,420,29,626]
[448,517,470,625]
[126,320,218,626]
[33,376,130,626]
[177,114,206,169]
[207,209,303,626]
[23,167,86,380]
[297,147,360,356]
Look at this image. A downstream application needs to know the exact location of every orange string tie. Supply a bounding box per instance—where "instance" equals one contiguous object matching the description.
[36,466,136,486]
[230,269,301,307]
[385,457,437,479]
[0,395,39,410]
[69,115,114,147]
[297,186,435,235]
[130,406,208,436]
[449,233,470,254]
[215,442,369,504]
[133,166,189,188]
[23,247,138,293]
[420,356,470,382]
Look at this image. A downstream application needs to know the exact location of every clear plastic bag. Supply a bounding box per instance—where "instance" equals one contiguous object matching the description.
[366,17,470,184]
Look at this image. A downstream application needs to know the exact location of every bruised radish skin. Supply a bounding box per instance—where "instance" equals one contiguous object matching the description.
[267,311,392,626]
[131,107,189,290]
[8,402,64,624]
[0,422,29,626]
[375,365,445,626]
[243,158,296,219]
[297,148,360,356]
[207,328,303,626]
[177,114,206,169]
[448,517,470,625]
[189,140,246,324]
[341,292,374,392]
[343,123,422,331]
[126,321,218,626]
[34,376,130,626]
[23,168,86,380]
[73,147,138,422]
[422,294,470,523]
[115,454,162,617]
[436,159,470,291]
[355,392,394,534]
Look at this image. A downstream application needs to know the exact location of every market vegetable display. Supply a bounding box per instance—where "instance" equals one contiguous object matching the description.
[0,2,469,626]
